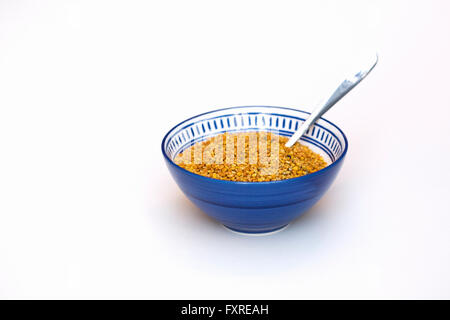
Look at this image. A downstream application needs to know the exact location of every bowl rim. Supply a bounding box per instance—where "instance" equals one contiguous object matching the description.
[161,105,348,185]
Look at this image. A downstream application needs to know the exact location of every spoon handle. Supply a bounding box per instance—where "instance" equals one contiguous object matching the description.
[285,54,378,147]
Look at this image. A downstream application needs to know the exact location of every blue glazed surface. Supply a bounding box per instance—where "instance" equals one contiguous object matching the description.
[161,106,348,234]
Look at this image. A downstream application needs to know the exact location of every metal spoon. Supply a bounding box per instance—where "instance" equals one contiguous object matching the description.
[285,54,378,147]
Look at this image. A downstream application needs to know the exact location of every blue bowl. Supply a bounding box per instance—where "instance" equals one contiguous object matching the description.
[162,106,348,235]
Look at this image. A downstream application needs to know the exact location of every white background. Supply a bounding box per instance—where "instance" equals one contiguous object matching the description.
[1,0,449,299]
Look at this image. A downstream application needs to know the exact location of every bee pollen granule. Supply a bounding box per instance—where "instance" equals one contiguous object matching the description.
[175,131,327,182]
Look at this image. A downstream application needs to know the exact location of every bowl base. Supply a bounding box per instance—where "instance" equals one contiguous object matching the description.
[223,224,289,236]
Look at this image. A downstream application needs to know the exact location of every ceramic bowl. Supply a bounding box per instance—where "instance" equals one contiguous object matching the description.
[162,106,348,235]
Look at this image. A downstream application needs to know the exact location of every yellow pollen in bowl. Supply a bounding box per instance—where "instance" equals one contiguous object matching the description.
[174,131,328,182]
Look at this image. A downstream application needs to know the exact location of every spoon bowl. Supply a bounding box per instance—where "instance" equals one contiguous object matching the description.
[162,106,348,235]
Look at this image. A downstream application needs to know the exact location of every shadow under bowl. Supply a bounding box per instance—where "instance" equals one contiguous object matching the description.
[161,106,348,235]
